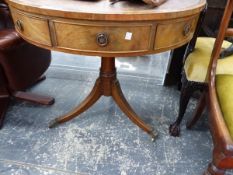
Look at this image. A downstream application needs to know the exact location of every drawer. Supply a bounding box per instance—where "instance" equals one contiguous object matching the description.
[154,16,198,50]
[53,21,152,53]
[10,9,51,46]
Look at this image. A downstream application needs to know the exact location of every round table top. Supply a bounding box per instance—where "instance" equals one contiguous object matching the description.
[6,0,206,21]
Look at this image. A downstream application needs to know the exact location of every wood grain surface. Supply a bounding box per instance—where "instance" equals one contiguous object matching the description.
[6,0,206,21]
[6,0,205,56]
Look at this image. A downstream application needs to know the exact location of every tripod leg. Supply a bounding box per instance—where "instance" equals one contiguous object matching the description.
[112,80,157,140]
[49,79,102,128]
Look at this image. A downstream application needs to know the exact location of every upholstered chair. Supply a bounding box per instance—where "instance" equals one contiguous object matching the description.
[163,0,230,87]
[0,1,54,128]
[205,0,233,173]
[169,6,233,137]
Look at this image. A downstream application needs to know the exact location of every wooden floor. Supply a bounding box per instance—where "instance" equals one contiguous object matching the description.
[0,51,223,175]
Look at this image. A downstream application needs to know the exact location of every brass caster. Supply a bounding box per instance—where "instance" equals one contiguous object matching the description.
[48,119,59,128]
[150,129,158,142]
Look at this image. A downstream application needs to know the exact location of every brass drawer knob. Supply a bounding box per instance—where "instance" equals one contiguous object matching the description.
[96,33,108,47]
[16,20,24,32]
[183,23,191,36]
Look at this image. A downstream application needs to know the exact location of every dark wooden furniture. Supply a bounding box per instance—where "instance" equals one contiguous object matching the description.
[169,4,233,137]
[206,0,233,173]
[163,0,232,87]
[0,1,54,129]
[169,7,209,136]
[6,0,205,140]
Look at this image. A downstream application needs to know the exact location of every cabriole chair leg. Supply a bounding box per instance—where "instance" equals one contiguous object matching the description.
[169,82,194,137]
[186,91,206,129]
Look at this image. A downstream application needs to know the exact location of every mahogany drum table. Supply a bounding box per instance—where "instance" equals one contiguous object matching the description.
[6,0,206,140]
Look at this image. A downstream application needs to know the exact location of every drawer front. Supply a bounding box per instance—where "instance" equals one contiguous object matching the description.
[154,16,198,50]
[53,21,152,53]
[10,9,51,46]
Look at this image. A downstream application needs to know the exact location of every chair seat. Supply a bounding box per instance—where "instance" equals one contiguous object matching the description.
[184,37,233,82]
[216,74,233,139]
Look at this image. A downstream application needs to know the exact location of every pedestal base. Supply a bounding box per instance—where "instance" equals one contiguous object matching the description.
[49,57,157,140]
